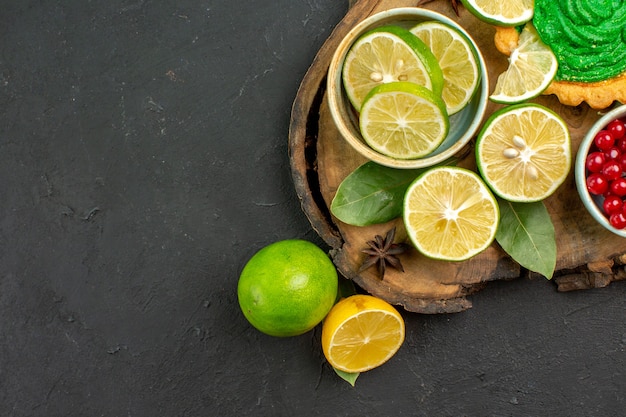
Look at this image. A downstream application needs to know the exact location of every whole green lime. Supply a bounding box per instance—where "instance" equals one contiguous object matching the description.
[237,239,338,337]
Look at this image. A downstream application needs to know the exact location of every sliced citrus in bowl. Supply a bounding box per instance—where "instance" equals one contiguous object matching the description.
[489,23,558,104]
[359,81,449,159]
[410,21,481,115]
[321,294,405,374]
[403,166,499,261]
[475,103,571,202]
[460,0,533,27]
[342,25,444,111]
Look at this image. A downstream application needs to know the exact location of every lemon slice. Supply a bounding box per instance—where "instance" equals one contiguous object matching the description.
[460,0,533,27]
[489,23,558,104]
[359,81,449,159]
[403,166,499,261]
[321,294,405,374]
[342,25,444,111]
[476,103,571,202]
[410,21,481,115]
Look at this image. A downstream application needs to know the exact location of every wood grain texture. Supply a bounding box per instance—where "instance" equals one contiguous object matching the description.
[289,0,626,313]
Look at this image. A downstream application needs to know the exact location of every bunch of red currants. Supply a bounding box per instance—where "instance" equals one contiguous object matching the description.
[585,117,626,229]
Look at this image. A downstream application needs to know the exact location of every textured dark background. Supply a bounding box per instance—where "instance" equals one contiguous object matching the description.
[0,1,624,416]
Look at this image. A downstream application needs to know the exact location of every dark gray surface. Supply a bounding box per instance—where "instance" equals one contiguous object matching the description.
[0,1,624,416]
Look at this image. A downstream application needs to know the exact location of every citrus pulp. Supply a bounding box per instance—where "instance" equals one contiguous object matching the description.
[359,81,449,159]
[342,25,444,111]
[460,0,534,27]
[321,294,405,373]
[489,23,558,104]
[410,21,481,115]
[475,103,571,202]
[403,166,499,261]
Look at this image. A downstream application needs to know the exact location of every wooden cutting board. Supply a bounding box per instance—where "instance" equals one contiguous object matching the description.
[288,0,626,313]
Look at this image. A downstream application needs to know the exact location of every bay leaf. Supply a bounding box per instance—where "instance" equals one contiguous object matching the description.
[496,199,556,279]
[330,160,454,226]
[336,277,357,302]
[333,367,359,386]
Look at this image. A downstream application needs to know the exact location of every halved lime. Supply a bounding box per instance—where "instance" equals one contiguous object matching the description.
[475,103,571,202]
[359,81,449,160]
[410,21,481,115]
[460,0,533,27]
[403,166,499,261]
[489,23,558,104]
[342,25,444,111]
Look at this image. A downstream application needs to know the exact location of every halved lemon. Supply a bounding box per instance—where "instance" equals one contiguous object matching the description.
[321,294,405,374]
[359,81,449,159]
[403,166,499,261]
[342,25,444,111]
[410,21,481,115]
[489,23,558,104]
[460,0,534,27]
[475,103,571,202]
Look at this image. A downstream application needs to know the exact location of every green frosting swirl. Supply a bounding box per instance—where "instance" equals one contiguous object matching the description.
[533,0,626,83]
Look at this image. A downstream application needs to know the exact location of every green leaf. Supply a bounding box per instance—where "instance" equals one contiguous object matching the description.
[330,160,455,226]
[333,367,359,386]
[496,199,556,279]
[335,277,358,303]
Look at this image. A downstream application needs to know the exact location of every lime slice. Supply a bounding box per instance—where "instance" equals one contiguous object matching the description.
[403,166,499,261]
[460,0,533,27]
[410,21,481,115]
[359,81,449,160]
[342,25,444,111]
[476,103,571,202]
[489,23,558,104]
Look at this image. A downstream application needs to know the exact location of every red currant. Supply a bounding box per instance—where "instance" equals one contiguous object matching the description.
[610,178,626,196]
[586,152,606,172]
[618,153,626,172]
[587,173,609,195]
[605,147,621,160]
[617,137,626,153]
[607,119,626,140]
[603,195,623,215]
[594,130,615,151]
[609,212,626,229]
[602,160,622,180]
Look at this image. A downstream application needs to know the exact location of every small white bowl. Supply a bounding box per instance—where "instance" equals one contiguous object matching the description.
[575,104,626,237]
[326,7,489,169]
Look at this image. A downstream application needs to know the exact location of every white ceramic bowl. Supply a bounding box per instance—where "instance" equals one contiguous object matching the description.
[327,7,489,169]
[575,104,626,237]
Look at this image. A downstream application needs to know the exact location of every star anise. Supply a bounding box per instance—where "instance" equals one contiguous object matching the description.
[358,227,408,279]
[417,0,461,16]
